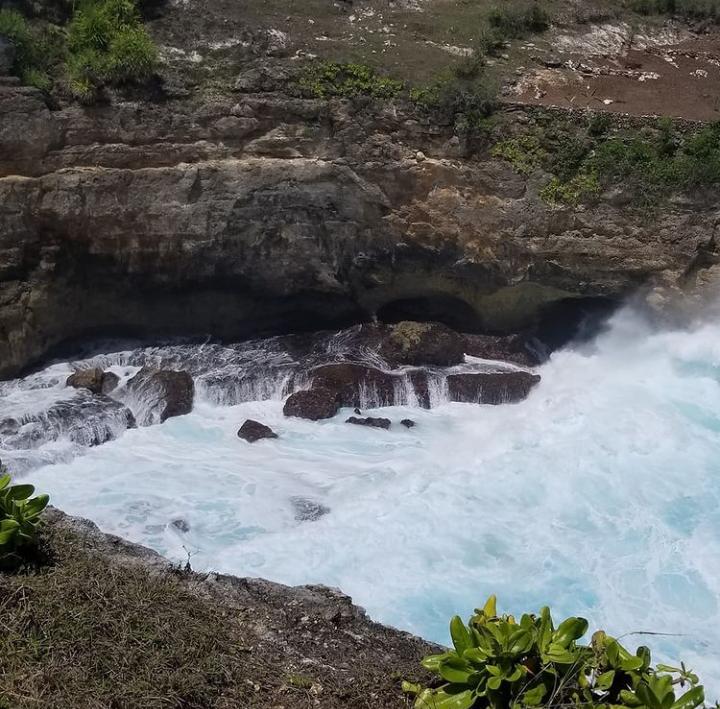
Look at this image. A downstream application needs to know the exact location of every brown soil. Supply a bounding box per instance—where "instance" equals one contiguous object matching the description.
[511,27,720,121]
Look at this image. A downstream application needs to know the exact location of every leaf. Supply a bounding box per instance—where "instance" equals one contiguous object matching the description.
[450,616,472,656]
[620,689,644,707]
[554,616,588,646]
[637,681,663,709]
[23,494,49,517]
[0,519,20,532]
[438,656,473,685]
[0,529,19,545]
[508,628,534,655]
[415,688,475,709]
[670,686,705,709]
[0,474,10,491]
[6,484,35,501]
[596,670,616,691]
[482,595,497,619]
[422,653,451,672]
[522,684,547,706]
[402,681,422,695]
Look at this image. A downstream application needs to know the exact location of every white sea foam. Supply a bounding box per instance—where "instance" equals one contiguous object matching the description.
[2,308,720,695]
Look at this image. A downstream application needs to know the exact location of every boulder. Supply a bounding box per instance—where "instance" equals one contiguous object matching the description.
[463,333,539,367]
[380,321,465,367]
[311,363,396,408]
[237,419,278,442]
[345,416,391,429]
[446,371,541,405]
[101,371,120,394]
[400,418,416,428]
[283,387,340,420]
[126,368,194,424]
[67,368,105,394]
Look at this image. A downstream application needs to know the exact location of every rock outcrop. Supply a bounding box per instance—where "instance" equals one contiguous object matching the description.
[447,371,542,405]
[380,321,466,367]
[283,388,341,420]
[125,368,194,425]
[66,368,119,395]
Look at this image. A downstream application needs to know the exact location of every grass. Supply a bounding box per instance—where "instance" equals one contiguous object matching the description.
[0,518,432,708]
[0,529,253,708]
[492,116,720,206]
[0,0,156,102]
[298,61,404,99]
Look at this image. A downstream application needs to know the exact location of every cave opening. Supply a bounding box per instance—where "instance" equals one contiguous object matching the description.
[376,295,484,332]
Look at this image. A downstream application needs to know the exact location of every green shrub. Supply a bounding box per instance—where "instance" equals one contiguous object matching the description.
[298,61,403,99]
[403,595,706,709]
[0,472,50,566]
[491,134,546,174]
[66,0,157,98]
[487,3,550,39]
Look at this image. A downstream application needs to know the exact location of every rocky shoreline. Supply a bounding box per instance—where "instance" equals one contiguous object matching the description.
[0,507,439,708]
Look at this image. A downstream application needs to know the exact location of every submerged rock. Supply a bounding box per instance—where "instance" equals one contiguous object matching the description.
[67,368,119,395]
[283,387,340,420]
[401,418,416,428]
[237,419,278,442]
[345,416,391,429]
[380,321,465,367]
[291,497,330,522]
[126,368,195,425]
[447,371,541,405]
[170,518,190,533]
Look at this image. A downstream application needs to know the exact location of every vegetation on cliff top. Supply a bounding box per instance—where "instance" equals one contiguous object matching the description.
[406,595,707,709]
[0,0,156,101]
[493,116,720,206]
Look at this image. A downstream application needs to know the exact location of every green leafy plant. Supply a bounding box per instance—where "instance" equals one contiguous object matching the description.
[0,472,50,565]
[403,596,706,709]
[298,61,403,99]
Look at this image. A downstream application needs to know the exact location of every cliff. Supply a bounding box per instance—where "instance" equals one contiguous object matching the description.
[2,0,720,378]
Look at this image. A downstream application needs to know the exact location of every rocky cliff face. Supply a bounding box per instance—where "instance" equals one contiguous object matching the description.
[2,4,719,378]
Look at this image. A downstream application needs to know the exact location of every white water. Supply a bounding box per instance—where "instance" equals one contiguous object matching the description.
[2,309,720,695]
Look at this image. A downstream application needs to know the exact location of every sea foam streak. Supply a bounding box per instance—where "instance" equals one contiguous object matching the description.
[3,308,720,695]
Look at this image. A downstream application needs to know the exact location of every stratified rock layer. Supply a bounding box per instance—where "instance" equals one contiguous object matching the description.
[1,15,719,379]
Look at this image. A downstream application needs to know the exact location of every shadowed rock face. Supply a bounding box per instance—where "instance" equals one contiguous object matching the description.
[447,372,542,405]
[126,368,194,424]
[1,10,718,379]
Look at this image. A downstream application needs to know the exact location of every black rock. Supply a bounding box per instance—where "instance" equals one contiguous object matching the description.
[400,419,416,428]
[345,416,391,429]
[126,367,194,424]
[170,518,190,533]
[291,497,330,522]
[237,419,278,442]
[283,387,340,420]
[446,371,541,405]
[354,407,362,415]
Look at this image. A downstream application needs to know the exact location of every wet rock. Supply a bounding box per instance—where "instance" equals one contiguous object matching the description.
[311,363,396,408]
[345,416,391,429]
[237,419,279,442]
[380,321,465,367]
[170,518,190,533]
[126,368,194,425]
[291,497,330,522]
[283,387,340,420]
[101,371,120,394]
[67,368,105,395]
[447,371,541,405]
[401,418,416,428]
[0,418,19,437]
[463,333,539,367]
[408,370,431,409]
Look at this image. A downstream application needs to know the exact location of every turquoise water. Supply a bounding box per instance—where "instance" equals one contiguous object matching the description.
[8,308,720,696]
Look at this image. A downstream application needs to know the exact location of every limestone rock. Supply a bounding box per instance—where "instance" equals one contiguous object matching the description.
[380,322,465,367]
